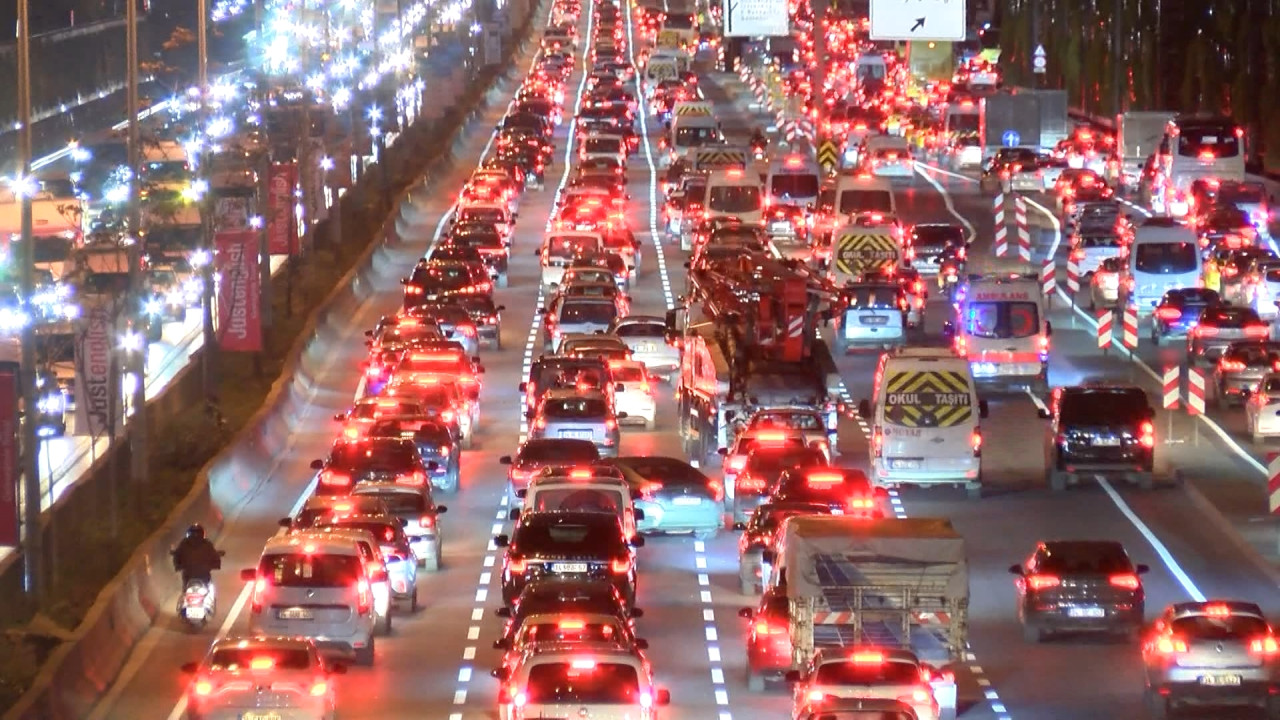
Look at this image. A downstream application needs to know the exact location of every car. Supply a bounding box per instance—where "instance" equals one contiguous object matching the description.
[1009,539,1148,642]
[543,296,621,351]
[734,501,832,594]
[444,227,511,287]
[795,697,922,720]
[304,526,398,633]
[406,302,483,357]
[390,344,484,404]
[336,396,431,441]
[1043,384,1157,491]
[521,354,610,408]
[787,647,943,720]
[732,445,829,524]
[606,455,724,538]
[382,377,474,446]
[1246,372,1280,441]
[721,428,809,500]
[527,388,623,457]
[739,587,795,690]
[552,280,630,317]
[312,511,420,612]
[241,533,379,665]
[1195,203,1258,252]
[516,466,640,541]
[494,578,642,647]
[1241,258,1280,321]
[1188,306,1270,364]
[363,315,447,357]
[179,636,343,720]
[1215,341,1280,409]
[365,417,460,493]
[282,495,390,532]
[350,481,447,571]
[1150,288,1222,346]
[309,437,429,496]
[1214,247,1276,305]
[495,510,642,608]
[1141,600,1280,718]
[834,282,908,353]
[744,408,837,460]
[558,332,632,362]
[500,438,601,505]
[1087,256,1124,310]
[491,643,668,720]
[403,260,492,307]
[607,360,656,428]
[908,224,966,275]
[608,315,678,377]
[769,466,887,517]
[568,253,630,289]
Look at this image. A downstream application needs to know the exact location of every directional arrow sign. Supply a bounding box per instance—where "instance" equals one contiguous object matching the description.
[870,0,966,42]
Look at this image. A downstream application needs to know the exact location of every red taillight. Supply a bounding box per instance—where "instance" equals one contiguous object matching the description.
[398,469,428,486]
[1154,306,1182,321]
[1196,326,1219,337]
[1038,335,1050,353]
[250,575,267,613]
[319,469,352,488]
[405,285,423,295]
[1246,324,1270,338]
[507,557,527,574]
[754,618,785,635]
[193,678,214,697]
[737,475,767,492]
[420,514,435,528]
[1139,420,1155,449]
[1155,634,1189,654]
[605,417,617,431]
[898,687,932,705]
[971,428,982,456]
[460,325,476,337]
[1109,573,1142,590]
[726,456,747,473]
[871,427,883,458]
[1025,573,1061,591]
[848,496,874,511]
[1251,636,1280,655]
[356,577,371,615]
[440,409,456,424]
[534,416,547,430]
[639,481,662,499]
[611,556,631,573]
[1219,359,1246,373]
[309,680,329,697]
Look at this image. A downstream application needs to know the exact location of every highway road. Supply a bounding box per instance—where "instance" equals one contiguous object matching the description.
[83,4,1280,720]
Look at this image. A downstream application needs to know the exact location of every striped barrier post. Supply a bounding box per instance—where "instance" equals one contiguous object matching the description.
[1015,195,1031,261]
[1163,366,1179,438]
[1040,261,1056,301]
[1187,367,1206,416]
[993,193,1008,257]
[1097,309,1113,350]
[1269,453,1280,516]
[1122,304,1139,350]
[1066,258,1080,295]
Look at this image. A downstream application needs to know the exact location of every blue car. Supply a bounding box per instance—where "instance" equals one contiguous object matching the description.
[1150,288,1222,346]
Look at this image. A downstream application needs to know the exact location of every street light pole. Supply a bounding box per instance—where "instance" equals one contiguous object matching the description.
[17,0,43,601]
[127,0,149,488]
[198,0,218,396]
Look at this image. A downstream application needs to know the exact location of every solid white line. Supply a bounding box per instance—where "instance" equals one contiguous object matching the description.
[1097,477,1207,601]
[159,583,252,720]
[914,164,976,245]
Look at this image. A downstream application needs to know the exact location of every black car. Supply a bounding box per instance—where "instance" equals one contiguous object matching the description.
[1042,384,1157,491]
[367,418,460,493]
[403,260,492,308]
[442,228,510,286]
[908,223,967,272]
[309,437,430,495]
[733,446,828,524]
[1009,540,1148,642]
[521,354,611,408]
[437,291,505,349]
[493,578,642,646]
[1151,288,1221,345]
[495,510,642,607]
[769,466,887,517]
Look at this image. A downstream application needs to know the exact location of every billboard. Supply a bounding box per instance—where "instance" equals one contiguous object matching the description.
[267,162,297,255]
[0,365,17,546]
[74,303,118,438]
[215,230,262,352]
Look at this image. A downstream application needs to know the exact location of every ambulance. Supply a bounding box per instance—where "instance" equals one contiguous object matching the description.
[663,101,722,167]
[704,168,765,226]
[858,348,988,499]
[945,274,1052,394]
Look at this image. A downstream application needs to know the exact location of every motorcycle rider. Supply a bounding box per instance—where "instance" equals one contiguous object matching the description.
[750,128,768,152]
[172,523,222,607]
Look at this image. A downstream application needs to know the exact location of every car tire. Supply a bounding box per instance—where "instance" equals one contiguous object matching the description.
[377,611,392,637]
[746,666,765,692]
[1021,623,1044,643]
[1049,470,1068,492]
[409,586,419,613]
[1144,687,1169,720]
[424,547,441,573]
[493,332,503,351]
[1137,472,1157,491]
[356,638,375,667]
[740,575,754,595]
[1265,695,1280,720]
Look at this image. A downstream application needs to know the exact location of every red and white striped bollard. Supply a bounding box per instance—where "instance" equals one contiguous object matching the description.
[993,193,1007,257]
[1122,304,1139,350]
[1015,195,1031,261]
[1187,368,1206,415]
[1096,309,1113,350]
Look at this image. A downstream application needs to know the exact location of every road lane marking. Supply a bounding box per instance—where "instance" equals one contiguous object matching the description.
[914,164,976,244]
[1096,476,1207,601]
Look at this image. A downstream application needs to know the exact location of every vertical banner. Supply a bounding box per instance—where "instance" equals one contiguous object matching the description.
[0,365,17,546]
[74,303,117,437]
[215,230,262,351]
[267,161,298,255]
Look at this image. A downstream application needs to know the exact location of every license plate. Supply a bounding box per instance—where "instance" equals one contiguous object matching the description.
[559,430,593,440]
[184,606,206,619]
[770,222,791,233]
[972,362,998,376]
[551,562,589,573]
[673,496,702,506]
[1092,437,1122,447]
[242,713,283,720]
[1199,674,1243,686]
[860,315,888,325]
[635,343,655,353]
[891,458,921,470]
[1067,607,1105,618]
[277,607,313,620]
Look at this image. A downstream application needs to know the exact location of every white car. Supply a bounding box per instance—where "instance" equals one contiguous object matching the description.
[1088,256,1123,310]
[1245,260,1280,321]
[181,636,340,720]
[609,360,656,429]
[608,315,679,377]
[1246,373,1280,441]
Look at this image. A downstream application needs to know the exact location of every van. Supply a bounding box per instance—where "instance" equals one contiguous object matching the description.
[665,101,722,166]
[765,154,821,206]
[1120,218,1203,310]
[705,168,764,225]
[242,533,379,665]
[861,135,915,179]
[816,174,897,237]
[834,282,907,354]
[494,643,669,720]
[857,348,989,498]
[540,231,604,289]
[854,53,888,89]
[947,275,1051,393]
[517,469,641,539]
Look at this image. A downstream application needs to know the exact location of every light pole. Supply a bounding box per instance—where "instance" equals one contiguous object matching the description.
[198,0,218,397]
[17,0,43,600]
[127,0,150,488]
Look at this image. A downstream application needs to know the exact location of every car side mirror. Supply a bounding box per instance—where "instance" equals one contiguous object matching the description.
[784,670,801,684]
[656,689,671,706]
[495,607,512,618]
[630,535,646,548]
[857,399,871,418]
[515,488,528,499]
[617,411,629,419]
[491,667,510,680]
[978,399,989,419]
[369,567,388,582]
[310,459,324,470]
[240,568,257,582]
[494,534,510,547]
[738,607,754,619]
[509,508,521,521]
[278,517,292,529]
[333,413,346,422]
[616,382,625,392]
[1045,320,1053,337]
[363,329,373,337]
[1136,563,1150,574]
[1008,564,1024,575]
[399,517,409,527]
[180,661,199,674]
[633,508,645,521]
[533,248,541,255]
[499,455,513,465]
[493,638,511,650]
[717,447,728,456]
[731,521,746,530]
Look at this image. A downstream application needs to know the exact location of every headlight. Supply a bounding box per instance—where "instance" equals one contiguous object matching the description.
[190,250,211,268]
[121,331,144,352]
[0,308,29,331]
[166,291,184,305]
[37,394,64,414]
[105,186,129,204]
[145,299,162,315]
[62,304,80,319]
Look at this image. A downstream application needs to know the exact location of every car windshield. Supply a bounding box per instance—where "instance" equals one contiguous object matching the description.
[207,647,312,672]
[559,301,617,324]
[770,174,820,198]
[964,301,1040,339]
[838,190,893,214]
[708,185,762,213]
[330,442,420,470]
[1172,614,1268,640]
[525,662,640,704]
[1059,390,1148,424]
[544,397,609,418]
[813,659,920,685]
[259,553,361,587]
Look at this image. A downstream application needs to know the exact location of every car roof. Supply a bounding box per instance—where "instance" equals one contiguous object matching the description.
[262,532,361,555]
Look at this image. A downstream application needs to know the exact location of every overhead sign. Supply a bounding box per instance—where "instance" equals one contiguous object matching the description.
[869,0,966,42]
[722,0,789,37]
[1033,44,1047,74]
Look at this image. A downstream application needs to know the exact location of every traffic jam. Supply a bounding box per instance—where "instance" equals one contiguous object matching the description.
[143,0,1280,719]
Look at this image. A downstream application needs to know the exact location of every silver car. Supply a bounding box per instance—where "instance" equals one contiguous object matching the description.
[351,482,448,571]
[1189,306,1269,364]
[834,283,907,354]
[609,456,722,538]
[608,315,679,377]
[180,636,341,720]
[543,296,620,352]
[528,388,623,457]
[1213,340,1280,407]
[1142,601,1280,717]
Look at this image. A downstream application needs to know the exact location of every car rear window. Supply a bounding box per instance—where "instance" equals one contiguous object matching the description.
[519,440,601,463]
[353,490,427,515]
[518,620,623,644]
[260,553,361,588]
[532,487,623,513]
[351,400,421,419]
[846,286,901,309]
[813,659,920,685]
[526,662,640,704]
[1135,242,1197,274]
[613,456,709,488]
[1059,390,1148,424]
[544,397,609,418]
[751,412,825,430]
[1172,614,1268,640]
[514,518,623,553]
[1204,307,1260,327]
[329,441,420,470]
[610,365,646,382]
[560,301,618,324]
[317,520,402,545]
[747,448,826,475]
[613,321,664,337]
[1037,543,1133,574]
[208,647,312,671]
[838,189,893,214]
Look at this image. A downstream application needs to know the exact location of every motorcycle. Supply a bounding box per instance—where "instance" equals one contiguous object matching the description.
[938,260,963,300]
[173,549,225,631]
[751,141,766,161]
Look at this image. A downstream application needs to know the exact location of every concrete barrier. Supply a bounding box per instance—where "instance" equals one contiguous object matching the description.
[1,7,545,717]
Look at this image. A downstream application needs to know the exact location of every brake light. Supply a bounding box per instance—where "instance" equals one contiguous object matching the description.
[1025,573,1061,591]
[1219,359,1246,372]
[808,690,827,702]
[355,577,371,614]
[319,469,352,488]
[1198,149,1216,161]
[405,285,424,295]
[806,471,843,486]
[1038,334,1050,353]
[310,680,329,697]
[737,475,767,492]
[871,427,883,457]
[459,325,476,337]
[1069,247,1084,262]
[420,514,435,528]
[507,556,526,574]
[1139,420,1155,449]
[971,428,982,456]
[756,430,789,444]
[707,478,724,502]
[611,556,631,573]
[193,678,214,697]
[1155,306,1182,321]
[398,469,428,486]
[1196,326,1219,337]
[1246,324,1270,338]
[1205,603,1232,617]
[1251,636,1280,655]
[513,690,528,707]
[1109,573,1142,590]
[1155,634,1189,654]
[440,409,456,424]
[898,687,932,705]
[851,651,884,663]
[571,658,597,670]
[534,416,547,430]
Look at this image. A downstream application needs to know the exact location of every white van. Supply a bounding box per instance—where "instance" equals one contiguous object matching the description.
[948,275,1051,393]
[665,102,722,166]
[1120,218,1203,310]
[862,135,914,179]
[541,231,604,289]
[517,469,641,539]
[854,53,888,89]
[243,532,379,665]
[765,154,822,206]
[858,348,987,498]
[705,168,765,225]
[816,174,897,237]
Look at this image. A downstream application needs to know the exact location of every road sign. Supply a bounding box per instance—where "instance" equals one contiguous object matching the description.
[723,0,789,37]
[817,140,839,173]
[1002,130,1021,147]
[869,0,966,41]
[1033,44,1047,74]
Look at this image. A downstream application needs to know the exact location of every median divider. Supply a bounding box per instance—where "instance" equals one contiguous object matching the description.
[2,4,546,717]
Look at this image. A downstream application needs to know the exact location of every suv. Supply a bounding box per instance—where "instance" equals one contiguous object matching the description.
[242,533,379,665]
[492,644,669,718]
[1142,600,1280,718]
[495,510,643,607]
[1042,384,1157,491]
[1009,540,1148,643]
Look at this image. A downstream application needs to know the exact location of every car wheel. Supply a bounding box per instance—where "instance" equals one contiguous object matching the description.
[1137,472,1156,491]
[1021,622,1044,643]
[356,638,375,667]
[1049,470,1068,492]
[424,547,441,572]
[409,586,419,613]
[493,332,503,351]
[746,667,765,692]
[377,611,392,637]
[1144,687,1169,720]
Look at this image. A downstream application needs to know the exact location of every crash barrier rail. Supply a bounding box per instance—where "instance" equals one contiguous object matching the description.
[1,8,542,718]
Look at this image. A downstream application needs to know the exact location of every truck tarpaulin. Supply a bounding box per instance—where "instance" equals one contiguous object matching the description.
[215,230,262,351]
[980,93,1041,155]
[268,161,298,255]
[74,303,117,437]
[0,364,16,545]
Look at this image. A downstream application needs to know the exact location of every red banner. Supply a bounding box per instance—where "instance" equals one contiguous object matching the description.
[215,231,262,352]
[0,366,18,546]
[267,161,297,255]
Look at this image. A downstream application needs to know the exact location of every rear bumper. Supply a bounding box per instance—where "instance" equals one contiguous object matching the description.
[873,460,981,485]
[1024,605,1143,632]
[1152,677,1277,705]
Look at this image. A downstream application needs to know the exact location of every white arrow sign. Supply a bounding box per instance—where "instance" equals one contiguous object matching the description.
[869,0,966,42]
